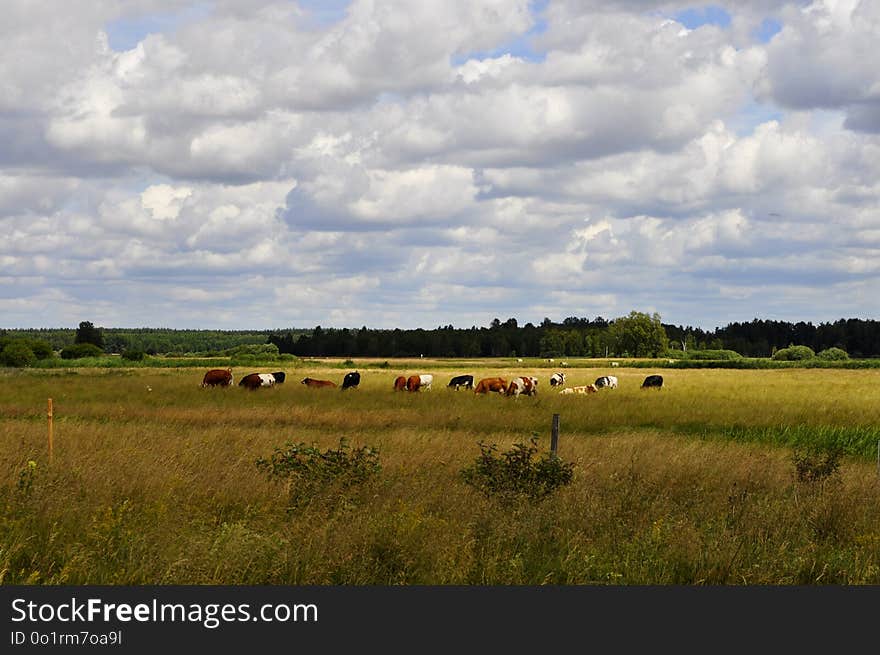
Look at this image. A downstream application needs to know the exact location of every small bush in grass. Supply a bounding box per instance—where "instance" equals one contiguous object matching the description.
[816,347,849,361]
[772,345,815,361]
[792,444,843,484]
[121,349,146,361]
[460,437,574,504]
[256,438,381,510]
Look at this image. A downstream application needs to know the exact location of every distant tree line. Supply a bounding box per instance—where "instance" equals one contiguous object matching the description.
[271,315,879,359]
[665,318,879,358]
[3,315,879,362]
[1,325,306,355]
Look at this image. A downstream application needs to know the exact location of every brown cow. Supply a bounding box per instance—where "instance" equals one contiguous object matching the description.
[202,368,233,387]
[301,377,337,388]
[393,375,408,391]
[474,377,507,394]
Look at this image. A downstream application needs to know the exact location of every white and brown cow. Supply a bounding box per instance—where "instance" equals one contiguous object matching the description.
[406,374,433,392]
[506,376,538,397]
[559,384,598,395]
[239,372,276,390]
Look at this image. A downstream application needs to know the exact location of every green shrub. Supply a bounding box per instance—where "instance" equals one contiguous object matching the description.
[225,343,280,357]
[121,349,146,361]
[27,340,54,359]
[256,438,381,510]
[60,343,104,359]
[816,347,849,361]
[772,345,816,361]
[665,349,743,361]
[1,342,37,367]
[460,437,574,504]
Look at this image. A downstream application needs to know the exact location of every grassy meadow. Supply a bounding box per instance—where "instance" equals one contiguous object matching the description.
[2,362,880,584]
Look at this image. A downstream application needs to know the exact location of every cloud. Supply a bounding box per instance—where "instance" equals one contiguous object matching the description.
[1,1,878,330]
[758,0,880,132]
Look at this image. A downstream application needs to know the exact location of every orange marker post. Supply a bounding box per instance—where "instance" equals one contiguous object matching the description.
[47,398,54,464]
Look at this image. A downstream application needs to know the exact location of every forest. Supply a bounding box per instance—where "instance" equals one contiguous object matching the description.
[2,315,878,359]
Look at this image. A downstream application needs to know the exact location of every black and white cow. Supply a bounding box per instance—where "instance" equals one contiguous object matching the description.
[448,374,474,390]
[549,372,566,387]
[594,375,618,389]
[341,371,361,390]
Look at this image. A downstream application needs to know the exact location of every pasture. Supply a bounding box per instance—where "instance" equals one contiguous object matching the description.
[2,363,880,584]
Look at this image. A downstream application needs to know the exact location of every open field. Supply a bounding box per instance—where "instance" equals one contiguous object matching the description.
[2,363,880,584]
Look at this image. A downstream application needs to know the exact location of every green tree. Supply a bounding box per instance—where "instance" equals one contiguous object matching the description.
[609,311,668,357]
[1,342,37,367]
[75,321,105,349]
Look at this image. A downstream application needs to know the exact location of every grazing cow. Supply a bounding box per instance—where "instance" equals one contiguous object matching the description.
[560,384,598,395]
[271,371,286,384]
[506,376,538,397]
[393,375,408,391]
[641,374,664,389]
[341,371,361,390]
[447,374,474,390]
[474,377,507,394]
[611,362,619,367]
[549,372,566,387]
[506,377,526,397]
[239,372,275,390]
[301,377,337,388]
[406,374,434,392]
[594,375,619,390]
[201,368,233,387]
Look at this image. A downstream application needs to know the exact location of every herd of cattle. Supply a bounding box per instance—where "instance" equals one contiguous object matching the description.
[201,368,665,394]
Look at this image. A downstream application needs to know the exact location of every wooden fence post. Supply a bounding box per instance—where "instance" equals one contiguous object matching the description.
[551,413,560,459]
[48,398,54,465]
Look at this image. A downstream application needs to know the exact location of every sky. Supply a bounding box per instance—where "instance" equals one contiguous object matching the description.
[1,0,879,331]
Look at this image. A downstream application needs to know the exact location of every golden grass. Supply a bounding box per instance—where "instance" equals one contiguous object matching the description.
[2,365,880,584]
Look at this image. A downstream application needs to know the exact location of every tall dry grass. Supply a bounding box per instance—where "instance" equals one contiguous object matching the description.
[1,365,880,584]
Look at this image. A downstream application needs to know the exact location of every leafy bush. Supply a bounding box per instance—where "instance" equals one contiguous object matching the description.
[1,341,37,367]
[256,438,381,510]
[60,343,104,359]
[225,343,280,357]
[792,444,843,484]
[460,437,574,504]
[27,339,54,359]
[816,347,849,361]
[121,349,146,361]
[772,345,816,361]
[683,349,743,360]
